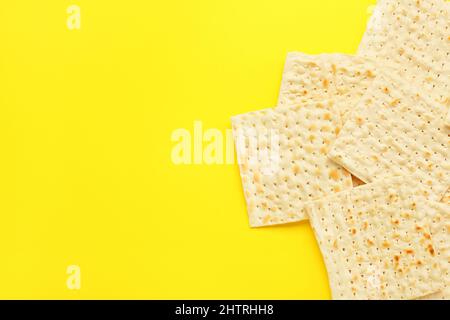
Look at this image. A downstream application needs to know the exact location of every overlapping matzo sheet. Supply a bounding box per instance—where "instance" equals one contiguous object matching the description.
[306,176,444,300]
[277,53,379,189]
[278,52,378,122]
[328,73,450,202]
[419,201,450,300]
[358,0,450,109]
[231,102,352,227]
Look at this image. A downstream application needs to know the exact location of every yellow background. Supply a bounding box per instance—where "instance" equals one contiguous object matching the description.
[0,0,376,299]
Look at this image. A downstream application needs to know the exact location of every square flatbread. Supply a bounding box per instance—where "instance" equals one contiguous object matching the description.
[446,111,450,127]
[419,201,450,300]
[278,52,378,122]
[232,102,352,227]
[306,176,444,300]
[358,0,450,109]
[278,53,378,187]
[329,73,450,202]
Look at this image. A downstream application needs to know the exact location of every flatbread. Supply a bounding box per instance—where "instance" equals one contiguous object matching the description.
[442,189,450,203]
[358,0,450,110]
[329,73,450,202]
[278,53,336,107]
[232,102,352,227]
[446,110,450,127]
[278,52,378,122]
[419,201,450,300]
[306,176,444,300]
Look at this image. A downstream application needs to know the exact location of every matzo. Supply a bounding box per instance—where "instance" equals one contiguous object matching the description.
[232,102,352,227]
[278,52,378,122]
[446,110,450,127]
[278,53,336,107]
[306,176,443,300]
[418,201,450,300]
[358,0,450,108]
[443,189,450,203]
[328,73,450,201]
